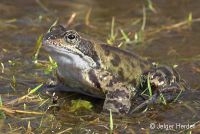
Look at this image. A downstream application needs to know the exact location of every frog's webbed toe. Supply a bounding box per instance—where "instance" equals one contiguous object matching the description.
[103,83,132,114]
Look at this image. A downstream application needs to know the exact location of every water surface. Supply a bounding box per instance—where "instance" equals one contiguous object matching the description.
[0,0,200,133]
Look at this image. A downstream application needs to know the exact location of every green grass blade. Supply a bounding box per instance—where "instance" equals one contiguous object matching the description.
[48,19,58,32]
[0,95,6,119]
[173,89,183,102]
[141,6,146,31]
[109,109,113,134]
[28,83,43,95]
[33,34,43,62]
[147,74,152,97]
[160,93,167,105]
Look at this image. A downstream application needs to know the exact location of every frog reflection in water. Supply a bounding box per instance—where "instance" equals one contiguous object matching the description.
[42,25,186,114]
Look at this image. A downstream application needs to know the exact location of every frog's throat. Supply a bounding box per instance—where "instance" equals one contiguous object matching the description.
[45,43,98,70]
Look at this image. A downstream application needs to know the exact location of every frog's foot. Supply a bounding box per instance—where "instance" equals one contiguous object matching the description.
[129,84,182,114]
[103,83,132,114]
[148,65,185,100]
[45,78,75,92]
[42,78,64,96]
[131,66,185,114]
[46,78,59,88]
[158,83,184,101]
[129,93,158,114]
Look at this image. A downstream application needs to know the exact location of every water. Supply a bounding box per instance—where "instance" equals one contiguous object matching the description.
[0,0,200,133]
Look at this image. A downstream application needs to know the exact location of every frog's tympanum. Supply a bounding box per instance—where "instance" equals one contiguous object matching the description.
[42,25,186,114]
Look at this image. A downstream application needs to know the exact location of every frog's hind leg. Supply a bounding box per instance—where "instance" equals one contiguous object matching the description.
[129,83,182,114]
[130,66,185,114]
[158,83,184,102]
[103,82,133,114]
[150,66,185,101]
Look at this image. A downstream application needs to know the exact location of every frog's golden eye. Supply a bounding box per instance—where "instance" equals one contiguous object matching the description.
[65,30,80,44]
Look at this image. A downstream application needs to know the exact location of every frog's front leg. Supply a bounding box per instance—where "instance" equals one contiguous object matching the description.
[103,83,133,114]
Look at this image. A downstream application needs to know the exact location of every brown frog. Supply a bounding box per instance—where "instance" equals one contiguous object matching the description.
[42,25,186,114]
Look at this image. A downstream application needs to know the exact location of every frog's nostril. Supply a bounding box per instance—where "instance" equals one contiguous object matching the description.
[49,35,56,39]
[43,33,56,41]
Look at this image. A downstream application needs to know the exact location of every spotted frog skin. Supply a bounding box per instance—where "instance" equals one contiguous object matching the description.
[42,25,185,114]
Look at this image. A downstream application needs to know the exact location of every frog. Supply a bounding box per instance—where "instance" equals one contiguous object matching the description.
[42,25,185,114]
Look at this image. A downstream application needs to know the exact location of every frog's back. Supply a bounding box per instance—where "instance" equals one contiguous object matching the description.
[94,43,152,83]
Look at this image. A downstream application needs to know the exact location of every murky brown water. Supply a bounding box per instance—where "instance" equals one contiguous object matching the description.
[0,0,200,133]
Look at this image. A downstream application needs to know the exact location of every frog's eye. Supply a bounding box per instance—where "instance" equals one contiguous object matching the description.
[65,30,80,44]
[67,34,75,40]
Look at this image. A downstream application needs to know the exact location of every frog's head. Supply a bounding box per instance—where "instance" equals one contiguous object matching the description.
[42,25,100,70]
